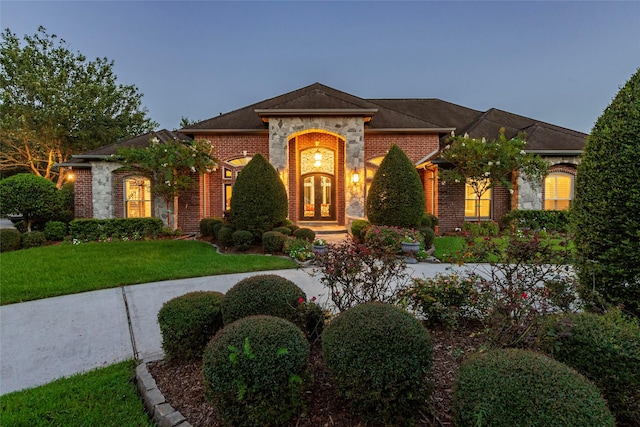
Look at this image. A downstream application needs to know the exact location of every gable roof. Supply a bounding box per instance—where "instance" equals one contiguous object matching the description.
[182,82,586,153]
[65,83,586,167]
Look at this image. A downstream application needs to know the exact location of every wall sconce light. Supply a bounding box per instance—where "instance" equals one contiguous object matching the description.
[242,150,248,157]
[351,171,360,184]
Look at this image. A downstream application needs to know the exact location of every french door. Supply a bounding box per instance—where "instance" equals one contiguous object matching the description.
[301,173,335,220]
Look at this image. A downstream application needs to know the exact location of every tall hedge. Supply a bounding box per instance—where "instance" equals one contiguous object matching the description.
[229,153,288,238]
[366,144,424,228]
[571,68,640,316]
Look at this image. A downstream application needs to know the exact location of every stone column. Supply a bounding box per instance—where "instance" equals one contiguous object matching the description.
[91,162,121,219]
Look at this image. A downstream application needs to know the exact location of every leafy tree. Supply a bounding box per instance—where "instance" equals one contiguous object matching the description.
[116,137,217,229]
[366,144,424,228]
[177,116,199,130]
[229,153,288,238]
[0,26,157,187]
[439,129,548,224]
[572,68,640,317]
[0,173,59,231]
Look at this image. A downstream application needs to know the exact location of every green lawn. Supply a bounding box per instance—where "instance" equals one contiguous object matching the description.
[0,240,296,305]
[433,235,574,263]
[0,361,154,427]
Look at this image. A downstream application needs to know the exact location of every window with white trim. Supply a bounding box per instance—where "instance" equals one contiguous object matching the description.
[465,179,492,219]
[545,172,573,210]
[125,177,151,218]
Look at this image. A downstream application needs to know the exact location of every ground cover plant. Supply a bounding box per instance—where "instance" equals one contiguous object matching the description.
[0,360,153,427]
[0,239,295,304]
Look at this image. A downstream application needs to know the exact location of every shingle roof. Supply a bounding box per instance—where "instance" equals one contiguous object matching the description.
[182,82,586,152]
[67,83,586,166]
[60,129,191,166]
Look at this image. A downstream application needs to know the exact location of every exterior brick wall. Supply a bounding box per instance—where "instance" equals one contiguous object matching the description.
[364,134,440,163]
[438,182,465,233]
[73,169,93,218]
[200,134,270,222]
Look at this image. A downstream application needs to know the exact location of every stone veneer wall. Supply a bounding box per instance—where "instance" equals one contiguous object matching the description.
[517,155,580,210]
[91,162,121,219]
[269,116,366,220]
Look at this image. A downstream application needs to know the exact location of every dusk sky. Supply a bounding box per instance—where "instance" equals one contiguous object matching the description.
[2,1,639,134]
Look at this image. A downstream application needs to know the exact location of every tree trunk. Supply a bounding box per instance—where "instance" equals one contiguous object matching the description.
[173,196,179,231]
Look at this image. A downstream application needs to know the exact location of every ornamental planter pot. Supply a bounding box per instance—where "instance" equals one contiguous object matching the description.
[313,245,328,255]
[401,241,421,254]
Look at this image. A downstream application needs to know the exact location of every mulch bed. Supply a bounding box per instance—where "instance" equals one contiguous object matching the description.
[147,322,485,427]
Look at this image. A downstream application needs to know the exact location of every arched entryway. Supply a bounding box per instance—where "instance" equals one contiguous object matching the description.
[298,143,337,222]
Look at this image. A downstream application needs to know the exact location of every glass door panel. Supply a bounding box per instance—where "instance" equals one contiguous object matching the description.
[303,176,315,218]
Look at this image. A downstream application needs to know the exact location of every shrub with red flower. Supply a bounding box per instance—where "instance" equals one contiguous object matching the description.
[312,236,409,312]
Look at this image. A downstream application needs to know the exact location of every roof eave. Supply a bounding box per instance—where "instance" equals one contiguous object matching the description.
[181,128,269,134]
[526,150,582,155]
[366,127,455,134]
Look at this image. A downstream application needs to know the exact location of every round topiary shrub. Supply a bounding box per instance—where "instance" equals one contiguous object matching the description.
[421,212,438,228]
[418,226,435,248]
[286,224,299,233]
[21,231,46,249]
[322,302,433,425]
[0,228,21,252]
[292,227,315,242]
[453,348,615,427]
[200,217,223,238]
[350,219,370,243]
[262,231,286,254]
[272,226,292,236]
[216,225,234,248]
[538,309,640,424]
[222,274,307,329]
[211,222,224,241]
[157,291,224,361]
[44,221,67,241]
[202,315,310,427]
[232,229,254,251]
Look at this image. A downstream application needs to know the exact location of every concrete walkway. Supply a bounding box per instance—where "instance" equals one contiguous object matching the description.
[0,263,466,395]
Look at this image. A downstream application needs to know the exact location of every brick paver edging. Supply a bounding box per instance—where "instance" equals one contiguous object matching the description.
[136,363,192,427]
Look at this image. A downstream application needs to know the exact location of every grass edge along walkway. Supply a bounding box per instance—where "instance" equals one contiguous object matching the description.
[0,360,154,427]
[0,239,296,305]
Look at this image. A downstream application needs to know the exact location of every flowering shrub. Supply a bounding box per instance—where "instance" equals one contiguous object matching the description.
[283,237,314,261]
[460,230,579,347]
[403,273,480,329]
[363,225,423,253]
[312,237,409,312]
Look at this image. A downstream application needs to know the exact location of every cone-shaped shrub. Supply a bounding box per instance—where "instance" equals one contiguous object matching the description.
[571,68,640,316]
[322,302,432,425]
[229,153,288,238]
[453,348,615,427]
[202,315,310,427]
[366,144,425,228]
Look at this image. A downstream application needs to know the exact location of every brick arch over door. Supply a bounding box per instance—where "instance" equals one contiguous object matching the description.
[287,131,346,224]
